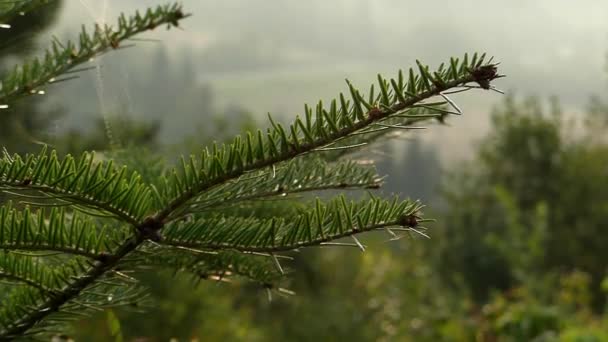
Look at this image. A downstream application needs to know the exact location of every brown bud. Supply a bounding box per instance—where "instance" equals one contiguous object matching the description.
[368,107,383,120]
[398,214,418,228]
[469,64,498,90]
[138,216,163,242]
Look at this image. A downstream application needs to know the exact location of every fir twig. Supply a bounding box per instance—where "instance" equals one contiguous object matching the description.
[0,46,502,338]
[0,2,188,105]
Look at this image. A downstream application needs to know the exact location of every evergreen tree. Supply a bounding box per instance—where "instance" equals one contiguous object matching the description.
[0,1,501,339]
[437,95,608,309]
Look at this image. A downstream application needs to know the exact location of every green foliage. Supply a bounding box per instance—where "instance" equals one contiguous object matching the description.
[560,326,608,342]
[0,202,128,258]
[0,147,154,224]
[438,96,561,300]
[105,310,123,342]
[162,196,424,253]
[427,94,608,340]
[439,95,608,310]
[73,270,267,341]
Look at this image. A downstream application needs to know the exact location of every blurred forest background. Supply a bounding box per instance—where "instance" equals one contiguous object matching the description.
[3,1,608,341]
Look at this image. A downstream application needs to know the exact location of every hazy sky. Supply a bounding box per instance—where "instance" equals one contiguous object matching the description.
[42,0,608,160]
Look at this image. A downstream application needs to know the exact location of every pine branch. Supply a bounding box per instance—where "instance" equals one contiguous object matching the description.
[318,109,447,161]
[0,2,188,106]
[0,234,142,339]
[0,203,127,259]
[0,0,56,25]
[0,147,154,225]
[159,54,501,221]
[0,252,59,295]
[169,157,381,217]
[0,276,149,339]
[128,248,284,289]
[161,195,423,253]
[0,54,501,339]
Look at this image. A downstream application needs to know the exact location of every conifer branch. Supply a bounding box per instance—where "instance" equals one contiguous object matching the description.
[0,0,56,25]
[158,56,500,222]
[0,203,127,259]
[0,53,501,339]
[0,235,142,339]
[161,196,423,253]
[132,249,284,288]
[0,244,107,260]
[0,148,153,225]
[0,277,148,338]
[0,253,59,295]
[0,2,187,106]
[173,157,382,215]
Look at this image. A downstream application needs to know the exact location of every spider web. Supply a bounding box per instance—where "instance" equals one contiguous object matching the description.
[78,0,121,149]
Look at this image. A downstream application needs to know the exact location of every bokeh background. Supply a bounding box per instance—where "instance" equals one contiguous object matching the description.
[3,1,608,340]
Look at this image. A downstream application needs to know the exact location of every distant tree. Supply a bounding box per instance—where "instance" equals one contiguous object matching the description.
[437,95,608,310]
[379,138,442,204]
